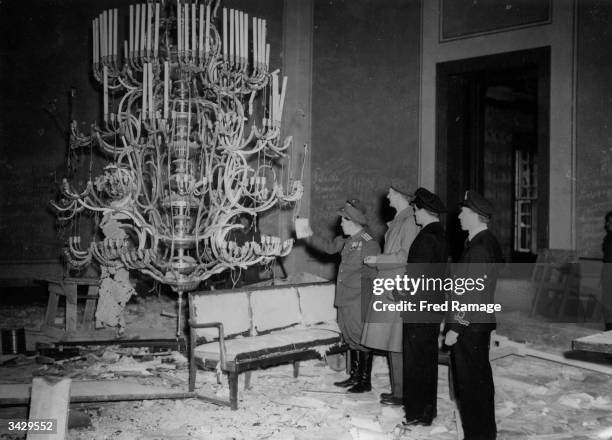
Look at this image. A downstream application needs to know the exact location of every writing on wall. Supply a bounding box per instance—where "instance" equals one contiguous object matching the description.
[576,146,612,258]
[311,155,411,241]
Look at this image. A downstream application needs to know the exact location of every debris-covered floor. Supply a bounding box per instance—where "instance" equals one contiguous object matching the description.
[1,293,612,439]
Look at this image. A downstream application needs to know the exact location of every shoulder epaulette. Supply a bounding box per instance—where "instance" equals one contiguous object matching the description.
[361,232,372,241]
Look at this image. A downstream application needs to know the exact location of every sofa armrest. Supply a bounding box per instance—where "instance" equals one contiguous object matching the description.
[189,320,228,369]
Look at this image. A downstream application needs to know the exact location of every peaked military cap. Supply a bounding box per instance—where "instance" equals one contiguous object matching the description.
[337,198,368,226]
[410,187,446,213]
[460,190,495,218]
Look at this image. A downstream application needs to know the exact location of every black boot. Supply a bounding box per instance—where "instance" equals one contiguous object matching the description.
[347,351,373,393]
[334,349,359,387]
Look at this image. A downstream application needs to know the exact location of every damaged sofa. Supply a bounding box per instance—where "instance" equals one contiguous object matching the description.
[188,281,345,409]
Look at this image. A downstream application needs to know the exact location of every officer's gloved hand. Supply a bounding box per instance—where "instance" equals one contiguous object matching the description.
[294,218,313,239]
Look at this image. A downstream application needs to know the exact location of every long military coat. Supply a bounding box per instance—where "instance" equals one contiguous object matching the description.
[361,208,418,352]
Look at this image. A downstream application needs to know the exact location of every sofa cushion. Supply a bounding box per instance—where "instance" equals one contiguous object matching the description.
[194,327,341,363]
[250,287,302,332]
[191,291,251,341]
[298,284,336,325]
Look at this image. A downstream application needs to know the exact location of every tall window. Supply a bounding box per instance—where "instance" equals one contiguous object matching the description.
[514,150,537,253]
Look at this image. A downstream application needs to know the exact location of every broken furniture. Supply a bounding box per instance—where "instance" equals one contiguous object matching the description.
[188,281,344,410]
[529,249,577,319]
[41,278,100,340]
[529,249,602,321]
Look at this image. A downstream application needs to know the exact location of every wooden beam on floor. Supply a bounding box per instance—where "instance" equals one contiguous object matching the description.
[494,334,612,376]
[489,345,519,361]
[27,377,71,440]
[521,348,612,376]
[0,380,194,406]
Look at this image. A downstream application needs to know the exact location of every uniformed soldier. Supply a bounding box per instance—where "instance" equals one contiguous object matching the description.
[445,190,504,440]
[401,187,449,426]
[301,199,380,393]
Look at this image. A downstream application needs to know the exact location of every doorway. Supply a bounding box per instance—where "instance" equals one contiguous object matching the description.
[436,47,550,263]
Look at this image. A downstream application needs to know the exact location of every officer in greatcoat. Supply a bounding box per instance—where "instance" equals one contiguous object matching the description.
[362,181,419,406]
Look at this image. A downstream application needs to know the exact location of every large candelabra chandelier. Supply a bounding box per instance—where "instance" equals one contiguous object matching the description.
[52,0,304,301]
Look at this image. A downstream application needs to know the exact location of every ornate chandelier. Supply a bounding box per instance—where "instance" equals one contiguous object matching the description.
[52,0,304,301]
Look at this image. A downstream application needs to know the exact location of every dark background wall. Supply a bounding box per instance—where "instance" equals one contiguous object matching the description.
[0,0,100,262]
[576,0,612,259]
[311,0,421,250]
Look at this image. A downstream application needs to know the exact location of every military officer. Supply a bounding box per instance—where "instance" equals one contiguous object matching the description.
[301,199,380,393]
[445,190,504,440]
[362,181,419,406]
[401,187,449,426]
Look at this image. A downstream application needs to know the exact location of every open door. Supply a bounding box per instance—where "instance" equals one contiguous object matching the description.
[436,47,550,263]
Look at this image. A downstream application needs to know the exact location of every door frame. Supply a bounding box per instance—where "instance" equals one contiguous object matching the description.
[418,0,577,250]
[435,47,551,259]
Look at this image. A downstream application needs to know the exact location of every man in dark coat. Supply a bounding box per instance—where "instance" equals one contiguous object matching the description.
[445,190,504,440]
[400,187,449,426]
